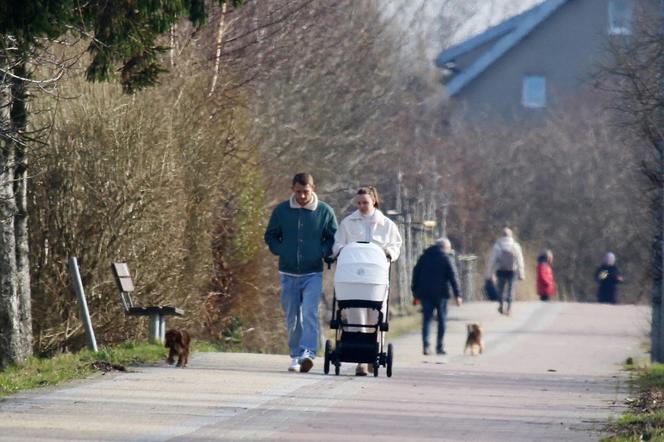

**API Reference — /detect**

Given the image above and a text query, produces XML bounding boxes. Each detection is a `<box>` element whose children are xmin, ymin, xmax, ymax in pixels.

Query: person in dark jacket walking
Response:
<box><xmin>411</xmin><ymin>238</ymin><xmax>462</xmax><ymax>355</ymax></box>
<box><xmin>264</xmin><ymin>173</ymin><xmax>338</xmax><ymax>373</ymax></box>
<box><xmin>595</xmin><ymin>252</ymin><xmax>623</xmax><ymax>304</ymax></box>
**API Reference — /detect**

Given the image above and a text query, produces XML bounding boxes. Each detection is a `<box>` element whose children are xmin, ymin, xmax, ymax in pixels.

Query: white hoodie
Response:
<box><xmin>333</xmin><ymin>209</ymin><xmax>402</xmax><ymax>261</ymax></box>
<box><xmin>485</xmin><ymin>236</ymin><xmax>525</xmax><ymax>280</ymax></box>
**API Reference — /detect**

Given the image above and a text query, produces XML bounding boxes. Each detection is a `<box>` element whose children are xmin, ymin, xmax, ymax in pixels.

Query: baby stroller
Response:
<box><xmin>324</xmin><ymin>241</ymin><xmax>394</xmax><ymax>377</ymax></box>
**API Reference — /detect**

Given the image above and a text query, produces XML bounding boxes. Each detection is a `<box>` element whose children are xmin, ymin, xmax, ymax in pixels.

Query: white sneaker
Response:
<box><xmin>299</xmin><ymin>350</ymin><xmax>314</xmax><ymax>373</ymax></box>
<box><xmin>288</xmin><ymin>357</ymin><xmax>300</xmax><ymax>372</ymax></box>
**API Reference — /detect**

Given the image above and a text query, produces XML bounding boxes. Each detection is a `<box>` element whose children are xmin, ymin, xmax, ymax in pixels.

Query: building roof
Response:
<box><xmin>435</xmin><ymin>0</ymin><xmax>569</xmax><ymax>96</ymax></box>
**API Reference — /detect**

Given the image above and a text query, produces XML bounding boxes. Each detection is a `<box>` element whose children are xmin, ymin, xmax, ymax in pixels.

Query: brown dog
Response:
<box><xmin>464</xmin><ymin>323</ymin><xmax>484</xmax><ymax>356</ymax></box>
<box><xmin>165</xmin><ymin>329</ymin><xmax>191</xmax><ymax>368</ymax></box>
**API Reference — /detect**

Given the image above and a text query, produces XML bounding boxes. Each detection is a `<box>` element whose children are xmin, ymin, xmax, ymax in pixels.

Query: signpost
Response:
<box><xmin>68</xmin><ymin>257</ymin><xmax>98</xmax><ymax>352</ymax></box>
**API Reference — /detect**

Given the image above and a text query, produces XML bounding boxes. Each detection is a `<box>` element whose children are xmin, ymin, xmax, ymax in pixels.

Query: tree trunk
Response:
<box><xmin>11</xmin><ymin>58</ymin><xmax>32</xmax><ymax>359</ymax></box>
<box><xmin>394</xmin><ymin>168</ymin><xmax>409</xmax><ymax>306</ymax></box>
<box><xmin>651</xmin><ymin>12</ymin><xmax>664</xmax><ymax>361</ymax></box>
<box><xmin>0</xmin><ymin>53</ymin><xmax>21</xmax><ymax>369</ymax></box>
<box><xmin>209</xmin><ymin>2</ymin><xmax>228</xmax><ymax>95</ymax></box>
<box><xmin>651</xmin><ymin>140</ymin><xmax>664</xmax><ymax>362</ymax></box>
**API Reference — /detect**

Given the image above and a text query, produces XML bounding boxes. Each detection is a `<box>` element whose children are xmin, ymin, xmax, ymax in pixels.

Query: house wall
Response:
<box><xmin>453</xmin><ymin>0</ymin><xmax>615</xmax><ymax>118</ymax></box>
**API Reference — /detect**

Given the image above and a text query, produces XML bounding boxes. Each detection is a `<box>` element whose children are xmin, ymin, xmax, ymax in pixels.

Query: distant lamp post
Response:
<box><xmin>423</xmin><ymin>220</ymin><xmax>437</xmax><ymax>246</ymax></box>
<box><xmin>422</xmin><ymin>220</ymin><xmax>437</xmax><ymax>229</ymax></box>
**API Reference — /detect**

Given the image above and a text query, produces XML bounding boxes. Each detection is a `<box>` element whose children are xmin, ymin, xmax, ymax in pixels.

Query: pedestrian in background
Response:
<box><xmin>595</xmin><ymin>252</ymin><xmax>623</xmax><ymax>304</ymax></box>
<box><xmin>412</xmin><ymin>237</ymin><xmax>462</xmax><ymax>355</ymax></box>
<box><xmin>264</xmin><ymin>172</ymin><xmax>338</xmax><ymax>373</ymax></box>
<box><xmin>485</xmin><ymin>227</ymin><xmax>525</xmax><ymax>316</ymax></box>
<box><xmin>536</xmin><ymin>249</ymin><xmax>556</xmax><ymax>301</ymax></box>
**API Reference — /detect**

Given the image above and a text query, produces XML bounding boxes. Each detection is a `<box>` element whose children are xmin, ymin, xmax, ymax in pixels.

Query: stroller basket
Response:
<box><xmin>337</xmin><ymin>332</ymin><xmax>379</xmax><ymax>363</ymax></box>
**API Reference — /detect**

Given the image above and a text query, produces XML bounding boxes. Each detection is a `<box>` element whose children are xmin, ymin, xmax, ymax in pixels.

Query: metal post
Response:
<box><xmin>653</xmin><ymin>140</ymin><xmax>664</xmax><ymax>362</ymax></box>
<box><xmin>403</xmin><ymin>211</ymin><xmax>413</xmax><ymax>308</ymax></box>
<box><xmin>148</xmin><ymin>314</ymin><xmax>160</xmax><ymax>344</ymax></box>
<box><xmin>457</xmin><ymin>254</ymin><xmax>478</xmax><ymax>302</ymax></box>
<box><xmin>68</xmin><ymin>257</ymin><xmax>98</xmax><ymax>352</ymax></box>
<box><xmin>159</xmin><ymin>316</ymin><xmax>166</xmax><ymax>342</ymax></box>
<box><xmin>395</xmin><ymin>214</ymin><xmax>408</xmax><ymax>307</ymax></box>
<box><xmin>652</xmin><ymin>1</ymin><xmax>664</xmax><ymax>362</ymax></box>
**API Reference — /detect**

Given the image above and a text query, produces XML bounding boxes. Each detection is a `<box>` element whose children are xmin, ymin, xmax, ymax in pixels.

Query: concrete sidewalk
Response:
<box><xmin>0</xmin><ymin>301</ymin><xmax>649</xmax><ymax>441</ymax></box>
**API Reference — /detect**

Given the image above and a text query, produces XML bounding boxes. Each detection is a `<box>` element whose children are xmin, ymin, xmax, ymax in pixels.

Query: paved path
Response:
<box><xmin>0</xmin><ymin>301</ymin><xmax>649</xmax><ymax>441</ymax></box>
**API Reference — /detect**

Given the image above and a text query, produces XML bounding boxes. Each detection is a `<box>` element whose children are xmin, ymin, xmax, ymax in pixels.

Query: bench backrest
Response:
<box><xmin>111</xmin><ymin>262</ymin><xmax>135</xmax><ymax>311</ymax></box>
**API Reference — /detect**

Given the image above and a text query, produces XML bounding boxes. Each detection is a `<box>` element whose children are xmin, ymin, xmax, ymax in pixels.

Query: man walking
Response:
<box><xmin>264</xmin><ymin>173</ymin><xmax>337</xmax><ymax>372</ymax></box>
<box><xmin>412</xmin><ymin>238</ymin><xmax>462</xmax><ymax>355</ymax></box>
<box><xmin>485</xmin><ymin>227</ymin><xmax>525</xmax><ymax>316</ymax></box>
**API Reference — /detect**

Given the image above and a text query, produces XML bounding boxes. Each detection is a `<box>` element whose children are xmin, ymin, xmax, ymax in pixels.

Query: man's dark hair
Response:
<box><xmin>292</xmin><ymin>172</ymin><xmax>315</xmax><ymax>186</ymax></box>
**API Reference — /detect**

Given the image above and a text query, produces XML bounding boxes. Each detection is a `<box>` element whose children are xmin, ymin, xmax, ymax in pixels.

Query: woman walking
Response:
<box><xmin>333</xmin><ymin>186</ymin><xmax>402</xmax><ymax>375</ymax></box>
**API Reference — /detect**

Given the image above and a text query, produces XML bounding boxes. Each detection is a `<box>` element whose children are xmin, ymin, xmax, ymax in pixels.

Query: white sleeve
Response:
<box><xmin>332</xmin><ymin>219</ymin><xmax>348</xmax><ymax>257</ymax></box>
<box><xmin>383</xmin><ymin>220</ymin><xmax>402</xmax><ymax>261</ymax></box>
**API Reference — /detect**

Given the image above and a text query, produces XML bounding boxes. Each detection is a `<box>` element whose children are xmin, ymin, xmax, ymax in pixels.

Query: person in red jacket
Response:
<box><xmin>536</xmin><ymin>249</ymin><xmax>556</xmax><ymax>301</ymax></box>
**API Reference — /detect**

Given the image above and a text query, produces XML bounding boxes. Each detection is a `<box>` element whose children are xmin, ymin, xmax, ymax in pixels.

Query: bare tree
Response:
<box><xmin>437</xmin><ymin>93</ymin><xmax>648</xmax><ymax>303</ymax></box>
<box><xmin>597</xmin><ymin>4</ymin><xmax>664</xmax><ymax>360</ymax></box>
<box><xmin>28</xmin><ymin>29</ymin><xmax>263</xmax><ymax>352</ymax></box>
<box><xmin>231</xmin><ymin>0</ymin><xmax>461</xmax><ymax>307</ymax></box>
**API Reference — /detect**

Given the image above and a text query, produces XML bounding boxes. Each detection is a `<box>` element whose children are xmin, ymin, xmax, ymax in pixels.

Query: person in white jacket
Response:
<box><xmin>485</xmin><ymin>227</ymin><xmax>525</xmax><ymax>316</ymax></box>
<box><xmin>333</xmin><ymin>186</ymin><xmax>402</xmax><ymax>376</ymax></box>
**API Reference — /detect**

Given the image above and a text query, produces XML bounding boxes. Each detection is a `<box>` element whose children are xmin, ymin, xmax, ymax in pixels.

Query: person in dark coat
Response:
<box><xmin>595</xmin><ymin>252</ymin><xmax>623</xmax><ymax>304</ymax></box>
<box><xmin>411</xmin><ymin>237</ymin><xmax>462</xmax><ymax>355</ymax></box>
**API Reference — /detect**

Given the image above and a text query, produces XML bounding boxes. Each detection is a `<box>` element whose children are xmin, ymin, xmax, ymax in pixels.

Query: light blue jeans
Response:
<box><xmin>279</xmin><ymin>272</ymin><xmax>322</xmax><ymax>358</ymax></box>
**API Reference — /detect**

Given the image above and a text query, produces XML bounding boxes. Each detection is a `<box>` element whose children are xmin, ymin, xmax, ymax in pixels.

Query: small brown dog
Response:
<box><xmin>165</xmin><ymin>329</ymin><xmax>191</xmax><ymax>368</ymax></box>
<box><xmin>464</xmin><ymin>323</ymin><xmax>484</xmax><ymax>356</ymax></box>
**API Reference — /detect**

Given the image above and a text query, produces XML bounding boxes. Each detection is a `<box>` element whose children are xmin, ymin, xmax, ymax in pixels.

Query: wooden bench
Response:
<box><xmin>111</xmin><ymin>262</ymin><xmax>184</xmax><ymax>343</ymax></box>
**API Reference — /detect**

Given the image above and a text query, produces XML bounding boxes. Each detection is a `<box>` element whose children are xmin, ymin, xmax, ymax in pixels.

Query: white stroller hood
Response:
<box><xmin>334</xmin><ymin>242</ymin><xmax>389</xmax><ymax>301</ymax></box>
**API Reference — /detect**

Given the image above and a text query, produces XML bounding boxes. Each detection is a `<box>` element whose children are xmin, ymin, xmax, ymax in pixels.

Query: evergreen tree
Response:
<box><xmin>0</xmin><ymin>0</ymin><xmax>242</xmax><ymax>368</ymax></box>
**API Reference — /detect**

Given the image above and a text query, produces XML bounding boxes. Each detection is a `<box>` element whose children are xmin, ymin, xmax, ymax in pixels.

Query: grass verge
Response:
<box><xmin>603</xmin><ymin>362</ymin><xmax>664</xmax><ymax>441</ymax></box>
<box><xmin>385</xmin><ymin>313</ymin><xmax>421</xmax><ymax>338</ymax></box>
<box><xmin>0</xmin><ymin>341</ymin><xmax>173</xmax><ymax>399</ymax></box>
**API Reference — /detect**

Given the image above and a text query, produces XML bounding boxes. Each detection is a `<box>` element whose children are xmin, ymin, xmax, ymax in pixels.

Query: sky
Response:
<box><xmin>383</xmin><ymin>0</ymin><xmax>545</xmax><ymax>60</ymax></box>
<box><xmin>446</xmin><ymin>0</ymin><xmax>545</xmax><ymax>45</ymax></box>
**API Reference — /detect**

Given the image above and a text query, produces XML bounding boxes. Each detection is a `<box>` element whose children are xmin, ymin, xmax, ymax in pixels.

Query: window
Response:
<box><xmin>608</xmin><ymin>0</ymin><xmax>632</xmax><ymax>35</ymax></box>
<box><xmin>521</xmin><ymin>76</ymin><xmax>546</xmax><ymax>108</ymax></box>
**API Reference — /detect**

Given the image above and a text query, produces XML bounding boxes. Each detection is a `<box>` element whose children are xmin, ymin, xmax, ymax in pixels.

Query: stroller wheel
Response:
<box><xmin>386</xmin><ymin>343</ymin><xmax>394</xmax><ymax>378</ymax></box>
<box><xmin>334</xmin><ymin>363</ymin><xmax>340</xmax><ymax>376</ymax></box>
<box><xmin>324</xmin><ymin>340</ymin><xmax>332</xmax><ymax>375</ymax></box>
<box><xmin>373</xmin><ymin>361</ymin><xmax>379</xmax><ymax>377</ymax></box>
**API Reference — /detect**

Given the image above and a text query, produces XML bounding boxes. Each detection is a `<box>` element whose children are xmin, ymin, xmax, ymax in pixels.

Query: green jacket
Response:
<box><xmin>264</xmin><ymin>199</ymin><xmax>338</xmax><ymax>274</ymax></box>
